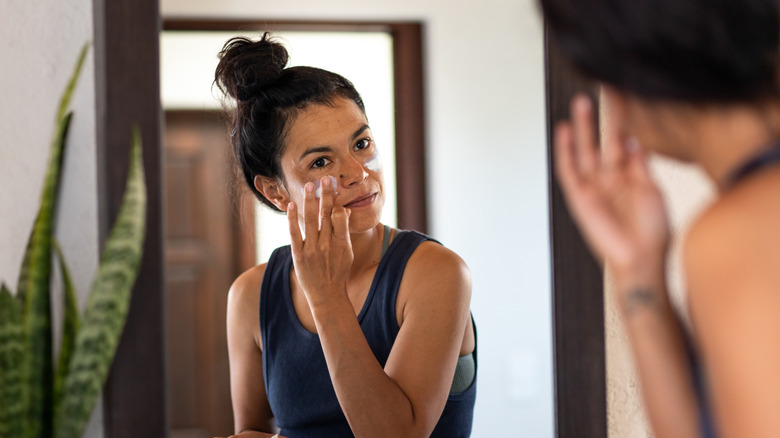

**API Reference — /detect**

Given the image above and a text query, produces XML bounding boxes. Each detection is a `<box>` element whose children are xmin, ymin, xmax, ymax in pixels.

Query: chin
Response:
<box><xmin>347</xmin><ymin>199</ymin><xmax>384</xmax><ymax>233</ymax></box>
<box><xmin>347</xmin><ymin>213</ymin><xmax>383</xmax><ymax>233</ymax></box>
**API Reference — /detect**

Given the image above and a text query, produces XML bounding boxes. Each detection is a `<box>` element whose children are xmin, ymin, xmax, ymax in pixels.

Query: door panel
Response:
<box><xmin>164</xmin><ymin>111</ymin><xmax>255</xmax><ymax>438</ymax></box>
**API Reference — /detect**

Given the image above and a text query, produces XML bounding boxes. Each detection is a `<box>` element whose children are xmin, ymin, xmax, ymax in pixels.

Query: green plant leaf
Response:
<box><xmin>52</xmin><ymin>240</ymin><xmax>80</xmax><ymax>420</ymax></box>
<box><xmin>55</xmin><ymin>128</ymin><xmax>146</xmax><ymax>438</ymax></box>
<box><xmin>15</xmin><ymin>233</ymin><xmax>34</xmax><ymax>307</ymax></box>
<box><xmin>17</xmin><ymin>41</ymin><xmax>89</xmax><ymax>307</ymax></box>
<box><xmin>16</xmin><ymin>41</ymin><xmax>89</xmax><ymax>438</ymax></box>
<box><xmin>56</xmin><ymin>43</ymin><xmax>90</xmax><ymax>126</ymax></box>
<box><xmin>0</xmin><ymin>284</ymin><xmax>24</xmax><ymax>437</ymax></box>
<box><xmin>19</xmin><ymin>110</ymin><xmax>73</xmax><ymax>438</ymax></box>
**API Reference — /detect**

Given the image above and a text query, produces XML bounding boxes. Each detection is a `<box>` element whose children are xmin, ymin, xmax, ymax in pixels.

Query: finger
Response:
<box><xmin>571</xmin><ymin>94</ymin><xmax>599</xmax><ymax>175</ymax></box>
<box><xmin>627</xmin><ymin>140</ymin><xmax>655</xmax><ymax>184</ymax></box>
<box><xmin>554</xmin><ymin>121</ymin><xmax>581</xmax><ymax>194</ymax></box>
<box><xmin>318</xmin><ymin>176</ymin><xmax>334</xmax><ymax>247</ymax></box>
<box><xmin>303</xmin><ymin>181</ymin><xmax>318</xmax><ymax>245</ymax></box>
<box><xmin>332</xmin><ymin>206</ymin><xmax>350</xmax><ymax>244</ymax></box>
<box><xmin>602</xmin><ymin>100</ymin><xmax>629</xmax><ymax>170</ymax></box>
<box><xmin>287</xmin><ymin>202</ymin><xmax>303</xmax><ymax>253</ymax></box>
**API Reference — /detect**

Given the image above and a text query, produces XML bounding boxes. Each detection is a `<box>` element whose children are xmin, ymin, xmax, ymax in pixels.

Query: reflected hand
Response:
<box><xmin>287</xmin><ymin>176</ymin><xmax>354</xmax><ymax>308</ymax></box>
<box><xmin>554</xmin><ymin>94</ymin><xmax>670</xmax><ymax>288</ymax></box>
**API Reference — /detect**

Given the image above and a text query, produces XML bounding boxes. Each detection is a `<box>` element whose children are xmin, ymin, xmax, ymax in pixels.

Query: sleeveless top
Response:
<box><xmin>259</xmin><ymin>230</ymin><xmax>477</xmax><ymax>437</ymax></box>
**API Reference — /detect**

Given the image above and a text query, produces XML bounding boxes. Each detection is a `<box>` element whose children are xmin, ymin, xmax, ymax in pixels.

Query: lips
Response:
<box><xmin>343</xmin><ymin>192</ymin><xmax>377</xmax><ymax>208</ymax></box>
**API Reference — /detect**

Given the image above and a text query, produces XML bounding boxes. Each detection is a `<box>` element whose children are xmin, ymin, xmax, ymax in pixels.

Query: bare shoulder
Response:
<box><xmin>397</xmin><ymin>241</ymin><xmax>472</xmax><ymax>315</ymax></box>
<box><xmin>405</xmin><ymin>241</ymin><xmax>471</xmax><ymax>290</ymax></box>
<box><xmin>684</xmin><ymin>175</ymin><xmax>780</xmax><ymax>280</ymax></box>
<box><xmin>683</xmin><ymin>172</ymin><xmax>780</xmax><ymax>323</ymax></box>
<box><xmin>682</xmin><ymin>172</ymin><xmax>780</xmax><ymax>436</ymax></box>
<box><xmin>229</xmin><ymin>263</ymin><xmax>268</xmax><ymax>309</ymax></box>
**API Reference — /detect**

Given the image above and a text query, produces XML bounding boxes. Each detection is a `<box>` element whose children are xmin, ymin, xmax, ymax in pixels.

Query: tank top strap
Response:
<box><xmin>259</xmin><ymin>246</ymin><xmax>292</xmax><ymax>340</ymax></box>
<box><xmin>726</xmin><ymin>142</ymin><xmax>780</xmax><ymax>187</ymax></box>
<box><xmin>381</xmin><ymin>224</ymin><xmax>392</xmax><ymax>257</ymax></box>
<box><xmin>357</xmin><ymin>230</ymin><xmax>439</xmax><ymax>365</ymax></box>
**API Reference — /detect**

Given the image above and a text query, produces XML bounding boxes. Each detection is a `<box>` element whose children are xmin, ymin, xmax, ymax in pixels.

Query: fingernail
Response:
<box><xmin>288</xmin><ymin>202</ymin><xmax>295</xmax><ymax>211</ymax></box>
<box><xmin>314</xmin><ymin>180</ymin><xmax>323</xmax><ymax>198</ymax></box>
<box><xmin>576</xmin><ymin>95</ymin><xmax>591</xmax><ymax>111</ymax></box>
<box><xmin>305</xmin><ymin>182</ymin><xmax>314</xmax><ymax>192</ymax></box>
<box><xmin>323</xmin><ymin>176</ymin><xmax>331</xmax><ymax>186</ymax></box>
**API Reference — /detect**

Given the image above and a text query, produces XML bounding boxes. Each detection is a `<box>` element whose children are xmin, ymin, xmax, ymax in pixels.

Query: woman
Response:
<box><xmin>213</xmin><ymin>33</ymin><xmax>476</xmax><ymax>438</ymax></box>
<box><xmin>540</xmin><ymin>0</ymin><xmax>780</xmax><ymax>436</ymax></box>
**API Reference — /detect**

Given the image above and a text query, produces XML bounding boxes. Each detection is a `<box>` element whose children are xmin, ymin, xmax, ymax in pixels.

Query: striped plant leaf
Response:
<box><xmin>17</xmin><ymin>42</ymin><xmax>89</xmax><ymax>306</ymax></box>
<box><xmin>56</xmin><ymin>44</ymin><xmax>90</xmax><ymax>126</ymax></box>
<box><xmin>15</xmin><ymin>41</ymin><xmax>89</xmax><ymax>438</ymax></box>
<box><xmin>0</xmin><ymin>284</ymin><xmax>24</xmax><ymax>437</ymax></box>
<box><xmin>15</xmin><ymin>233</ymin><xmax>33</xmax><ymax>306</ymax></box>
<box><xmin>55</xmin><ymin>128</ymin><xmax>146</xmax><ymax>438</ymax></box>
<box><xmin>19</xmin><ymin>110</ymin><xmax>72</xmax><ymax>438</ymax></box>
<box><xmin>52</xmin><ymin>240</ymin><xmax>80</xmax><ymax>419</ymax></box>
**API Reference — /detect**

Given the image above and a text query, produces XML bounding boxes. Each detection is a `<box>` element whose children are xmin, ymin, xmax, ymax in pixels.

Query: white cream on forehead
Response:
<box><xmin>364</xmin><ymin>151</ymin><xmax>382</xmax><ymax>173</ymax></box>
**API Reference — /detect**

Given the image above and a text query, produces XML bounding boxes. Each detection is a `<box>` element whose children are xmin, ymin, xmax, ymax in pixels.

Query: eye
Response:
<box><xmin>355</xmin><ymin>138</ymin><xmax>372</xmax><ymax>151</ymax></box>
<box><xmin>311</xmin><ymin>157</ymin><xmax>331</xmax><ymax>169</ymax></box>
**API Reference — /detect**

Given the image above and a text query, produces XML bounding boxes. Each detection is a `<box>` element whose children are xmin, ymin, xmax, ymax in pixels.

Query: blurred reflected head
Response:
<box><xmin>539</xmin><ymin>0</ymin><xmax>780</xmax><ymax>103</ymax></box>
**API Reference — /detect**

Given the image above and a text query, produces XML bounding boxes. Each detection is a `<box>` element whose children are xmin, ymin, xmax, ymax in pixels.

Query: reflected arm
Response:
<box><xmin>226</xmin><ymin>265</ymin><xmax>277</xmax><ymax>436</ymax></box>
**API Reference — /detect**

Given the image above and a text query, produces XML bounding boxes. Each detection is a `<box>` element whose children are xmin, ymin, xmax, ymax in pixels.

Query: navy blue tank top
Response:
<box><xmin>260</xmin><ymin>230</ymin><xmax>477</xmax><ymax>437</ymax></box>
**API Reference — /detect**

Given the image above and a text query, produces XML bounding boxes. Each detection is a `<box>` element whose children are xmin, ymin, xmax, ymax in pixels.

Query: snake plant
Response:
<box><xmin>0</xmin><ymin>43</ymin><xmax>147</xmax><ymax>438</ymax></box>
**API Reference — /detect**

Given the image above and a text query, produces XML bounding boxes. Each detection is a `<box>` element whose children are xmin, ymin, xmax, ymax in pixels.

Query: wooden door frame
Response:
<box><xmin>163</xmin><ymin>19</ymin><xmax>429</xmax><ymax>234</ymax></box>
<box><xmin>93</xmin><ymin>0</ymin><xmax>167</xmax><ymax>436</ymax></box>
<box><xmin>545</xmin><ymin>23</ymin><xmax>607</xmax><ymax>438</ymax></box>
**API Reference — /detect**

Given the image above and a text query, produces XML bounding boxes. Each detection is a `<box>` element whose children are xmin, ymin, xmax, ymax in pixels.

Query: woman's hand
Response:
<box><xmin>554</xmin><ymin>94</ymin><xmax>671</xmax><ymax>290</ymax></box>
<box><xmin>287</xmin><ymin>176</ymin><xmax>354</xmax><ymax>308</ymax></box>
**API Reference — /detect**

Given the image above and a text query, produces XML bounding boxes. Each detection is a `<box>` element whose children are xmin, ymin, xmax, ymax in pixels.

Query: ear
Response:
<box><xmin>254</xmin><ymin>175</ymin><xmax>290</xmax><ymax>211</ymax></box>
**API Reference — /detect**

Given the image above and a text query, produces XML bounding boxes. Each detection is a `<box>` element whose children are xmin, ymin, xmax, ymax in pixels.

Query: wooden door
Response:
<box><xmin>163</xmin><ymin>111</ymin><xmax>256</xmax><ymax>438</ymax></box>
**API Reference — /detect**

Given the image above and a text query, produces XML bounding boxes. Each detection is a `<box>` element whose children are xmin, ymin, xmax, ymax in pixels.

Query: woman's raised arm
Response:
<box><xmin>286</xmin><ymin>179</ymin><xmax>472</xmax><ymax>438</ymax></box>
<box><xmin>554</xmin><ymin>93</ymin><xmax>700</xmax><ymax>437</ymax></box>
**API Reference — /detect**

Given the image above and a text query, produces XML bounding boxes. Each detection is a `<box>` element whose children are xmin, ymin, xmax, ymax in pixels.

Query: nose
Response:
<box><xmin>338</xmin><ymin>155</ymin><xmax>368</xmax><ymax>186</ymax></box>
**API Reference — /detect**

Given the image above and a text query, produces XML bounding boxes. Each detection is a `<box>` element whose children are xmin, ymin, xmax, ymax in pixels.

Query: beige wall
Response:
<box><xmin>0</xmin><ymin>0</ymin><xmax>101</xmax><ymax>436</ymax></box>
<box><xmin>605</xmin><ymin>155</ymin><xmax>715</xmax><ymax>436</ymax></box>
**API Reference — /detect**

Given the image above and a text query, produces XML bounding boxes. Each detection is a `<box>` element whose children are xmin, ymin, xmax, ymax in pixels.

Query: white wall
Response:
<box><xmin>161</xmin><ymin>0</ymin><xmax>552</xmax><ymax>436</ymax></box>
<box><xmin>0</xmin><ymin>0</ymin><xmax>101</xmax><ymax>436</ymax></box>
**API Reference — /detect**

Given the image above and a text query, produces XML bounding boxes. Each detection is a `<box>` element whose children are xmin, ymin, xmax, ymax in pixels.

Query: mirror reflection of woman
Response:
<box><xmin>213</xmin><ymin>33</ymin><xmax>476</xmax><ymax>438</ymax></box>
<box><xmin>541</xmin><ymin>0</ymin><xmax>780</xmax><ymax>436</ymax></box>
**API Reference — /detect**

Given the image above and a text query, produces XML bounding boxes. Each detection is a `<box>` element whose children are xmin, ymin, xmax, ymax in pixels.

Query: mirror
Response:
<box><xmin>160</xmin><ymin>27</ymin><xmax>401</xmax><ymax>437</ymax></box>
<box><xmin>157</xmin><ymin>3</ymin><xmax>553</xmax><ymax>435</ymax></box>
<box><xmin>89</xmin><ymin>0</ymin><xmax>559</xmax><ymax>435</ymax></box>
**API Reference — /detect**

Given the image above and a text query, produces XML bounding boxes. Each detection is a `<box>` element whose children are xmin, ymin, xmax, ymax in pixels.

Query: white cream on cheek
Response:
<box><xmin>364</xmin><ymin>151</ymin><xmax>382</xmax><ymax>173</ymax></box>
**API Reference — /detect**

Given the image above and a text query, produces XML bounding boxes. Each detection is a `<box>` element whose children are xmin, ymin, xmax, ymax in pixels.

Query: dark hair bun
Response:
<box><xmin>215</xmin><ymin>33</ymin><xmax>289</xmax><ymax>102</ymax></box>
<box><xmin>214</xmin><ymin>32</ymin><xmax>366</xmax><ymax>211</ymax></box>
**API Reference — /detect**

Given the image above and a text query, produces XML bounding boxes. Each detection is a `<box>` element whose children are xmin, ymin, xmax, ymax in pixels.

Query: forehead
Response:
<box><xmin>284</xmin><ymin>97</ymin><xmax>368</xmax><ymax>152</ymax></box>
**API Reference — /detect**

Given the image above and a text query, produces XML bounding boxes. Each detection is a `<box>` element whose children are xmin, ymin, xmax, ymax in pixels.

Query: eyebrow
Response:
<box><xmin>298</xmin><ymin>124</ymin><xmax>371</xmax><ymax>161</ymax></box>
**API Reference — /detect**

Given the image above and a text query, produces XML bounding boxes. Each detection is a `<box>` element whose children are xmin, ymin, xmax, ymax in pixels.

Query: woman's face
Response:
<box><xmin>278</xmin><ymin>96</ymin><xmax>385</xmax><ymax>233</ymax></box>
